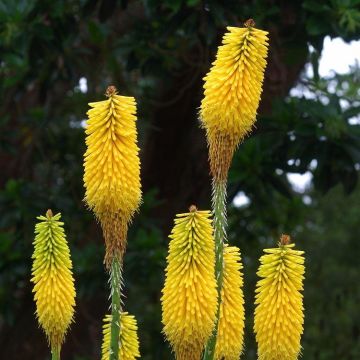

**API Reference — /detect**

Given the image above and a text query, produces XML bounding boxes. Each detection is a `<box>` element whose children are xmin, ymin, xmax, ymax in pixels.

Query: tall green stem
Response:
<box><xmin>109</xmin><ymin>257</ymin><xmax>122</xmax><ymax>360</ymax></box>
<box><xmin>51</xmin><ymin>346</ymin><xmax>60</xmax><ymax>360</ymax></box>
<box><xmin>203</xmin><ymin>179</ymin><xmax>227</xmax><ymax>360</ymax></box>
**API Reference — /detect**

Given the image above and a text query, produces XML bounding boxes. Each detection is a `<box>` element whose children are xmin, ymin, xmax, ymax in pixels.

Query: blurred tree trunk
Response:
<box><xmin>142</xmin><ymin>70</ymin><xmax>212</xmax><ymax>231</ymax></box>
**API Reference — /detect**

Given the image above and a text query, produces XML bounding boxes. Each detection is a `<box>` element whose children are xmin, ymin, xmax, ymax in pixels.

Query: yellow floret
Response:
<box><xmin>161</xmin><ymin>206</ymin><xmax>218</xmax><ymax>359</ymax></box>
<box><xmin>31</xmin><ymin>210</ymin><xmax>76</xmax><ymax>355</ymax></box>
<box><xmin>83</xmin><ymin>85</ymin><xmax>141</xmax><ymax>265</ymax></box>
<box><xmin>254</xmin><ymin>235</ymin><xmax>305</xmax><ymax>360</ymax></box>
<box><xmin>200</xmin><ymin>21</ymin><xmax>269</xmax><ymax>181</ymax></box>
<box><xmin>215</xmin><ymin>245</ymin><xmax>245</xmax><ymax>360</ymax></box>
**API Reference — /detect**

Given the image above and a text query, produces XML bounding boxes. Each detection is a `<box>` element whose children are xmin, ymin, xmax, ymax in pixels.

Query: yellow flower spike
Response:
<box><xmin>161</xmin><ymin>205</ymin><xmax>218</xmax><ymax>360</ymax></box>
<box><xmin>31</xmin><ymin>210</ymin><xmax>76</xmax><ymax>357</ymax></box>
<box><xmin>200</xmin><ymin>19</ymin><xmax>269</xmax><ymax>181</ymax></box>
<box><xmin>215</xmin><ymin>245</ymin><xmax>245</xmax><ymax>360</ymax></box>
<box><xmin>101</xmin><ymin>312</ymin><xmax>140</xmax><ymax>360</ymax></box>
<box><xmin>83</xmin><ymin>85</ymin><xmax>141</xmax><ymax>267</ymax></box>
<box><xmin>254</xmin><ymin>235</ymin><xmax>305</xmax><ymax>360</ymax></box>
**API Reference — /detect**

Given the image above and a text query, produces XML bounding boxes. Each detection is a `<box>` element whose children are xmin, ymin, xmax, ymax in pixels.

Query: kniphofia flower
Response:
<box><xmin>101</xmin><ymin>312</ymin><xmax>140</xmax><ymax>360</ymax></box>
<box><xmin>215</xmin><ymin>245</ymin><xmax>245</xmax><ymax>360</ymax></box>
<box><xmin>254</xmin><ymin>235</ymin><xmax>305</xmax><ymax>360</ymax></box>
<box><xmin>83</xmin><ymin>85</ymin><xmax>141</xmax><ymax>266</ymax></box>
<box><xmin>200</xmin><ymin>20</ymin><xmax>269</xmax><ymax>181</ymax></box>
<box><xmin>31</xmin><ymin>210</ymin><xmax>75</xmax><ymax>357</ymax></box>
<box><xmin>161</xmin><ymin>206</ymin><xmax>217</xmax><ymax>359</ymax></box>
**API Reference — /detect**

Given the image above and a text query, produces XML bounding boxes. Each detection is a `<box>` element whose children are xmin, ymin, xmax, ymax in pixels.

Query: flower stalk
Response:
<box><xmin>83</xmin><ymin>85</ymin><xmax>142</xmax><ymax>360</ymax></box>
<box><xmin>200</xmin><ymin>19</ymin><xmax>269</xmax><ymax>360</ymax></box>
<box><xmin>202</xmin><ymin>180</ymin><xmax>227</xmax><ymax>360</ymax></box>
<box><xmin>110</xmin><ymin>257</ymin><xmax>123</xmax><ymax>360</ymax></box>
<box><xmin>51</xmin><ymin>348</ymin><xmax>60</xmax><ymax>360</ymax></box>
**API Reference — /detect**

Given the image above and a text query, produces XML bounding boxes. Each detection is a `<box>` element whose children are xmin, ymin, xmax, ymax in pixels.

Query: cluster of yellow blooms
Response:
<box><xmin>30</xmin><ymin>19</ymin><xmax>306</xmax><ymax>360</ymax></box>
<box><xmin>31</xmin><ymin>210</ymin><xmax>75</xmax><ymax>357</ymax></box>
<box><xmin>161</xmin><ymin>207</ymin><xmax>218</xmax><ymax>359</ymax></box>
<box><xmin>254</xmin><ymin>235</ymin><xmax>305</xmax><ymax>360</ymax></box>
<box><xmin>83</xmin><ymin>85</ymin><xmax>141</xmax><ymax>266</ymax></box>
<box><xmin>215</xmin><ymin>245</ymin><xmax>245</xmax><ymax>360</ymax></box>
<box><xmin>161</xmin><ymin>207</ymin><xmax>246</xmax><ymax>360</ymax></box>
<box><xmin>200</xmin><ymin>20</ymin><xmax>269</xmax><ymax>181</ymax></box>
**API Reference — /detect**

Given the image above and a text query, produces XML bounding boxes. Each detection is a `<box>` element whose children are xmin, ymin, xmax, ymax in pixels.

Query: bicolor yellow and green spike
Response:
<box><xmin>200</xmin><ymin>20</ymin><xmax>269</xmax><ymax>181</ymax></box>
<box><xmin>83</xmin><ymin>85</ymin><xmax>141</xmax><ymax>266</ymax></box>
<box><xmin>31</xmin><ymin>210</ymin><xmax>76</xmax><ymax>358</ymax></box>
<box><xmin>215</xmin><ymin>245</ymin><xmax>245</xmax><ymax>360</ymax></box>
<box><xmin>254</xmin><ymin>235</ymin><xmax>305</xmax><ymax>360</ymax></box>
<box><xmin>161</xmin><ymin>206</ymin><xmax>218</xmax><ymax>360</ymax></box>
<box><xmin>101</xmin><ymin>312</ymin><xmax>140</xmax><ymax>360</ymax></box>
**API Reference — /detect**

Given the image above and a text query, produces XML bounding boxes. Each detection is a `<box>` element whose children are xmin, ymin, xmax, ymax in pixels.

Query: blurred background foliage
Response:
<box><xmin>0</xmin><ymin>0</ymin><xmax>359</xmax><ymax>359</ymax></box>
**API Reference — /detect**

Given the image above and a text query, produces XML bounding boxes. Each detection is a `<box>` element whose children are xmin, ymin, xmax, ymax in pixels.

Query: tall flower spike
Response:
<box><xmin>215</xmin><ymin>245</ymin><xmax>245</xmax><ymax>360</ymax></box>
<box><xmin>254</xmin><ymin>235</ymin><xmax>305</xmax><ymax>360</ymax></box>
<box><xmin>83</xmin><ymin>85</ymin><xmax>141</xmax><ymax>266</ymax></box>
<box><xmin>101</xmin><ymin>312</ymin><xmax>140</xmax><ymax>360</ymax></box>
<box><xmin>161</xmin><ymin>206</ymin><xmax>218</xmax><ymax>360</ymax></box>
<box><xmin>31</xmin><ymin>210</ymin><xmax>76</xmax><ymax>358</ymax></box>
<box><xmin>200</xmin><ymin>20</ymin><xmax>269</xmax><ymax>181</ymax></box>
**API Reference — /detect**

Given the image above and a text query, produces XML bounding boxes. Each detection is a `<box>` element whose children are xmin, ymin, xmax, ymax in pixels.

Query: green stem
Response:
<box><xmin>109</xmin><ymin>257</ymin><xmax>122</xmax><ymax>360</ymax></box>
<box><xmin>51</xmin><ymin>346</ymin><xmax>60</xmax><ymax>360</ymax></box>
<box><xmin>203</xmin><ymin>179</ymin><xmax>227</xmax><ymax>360</ymax></box>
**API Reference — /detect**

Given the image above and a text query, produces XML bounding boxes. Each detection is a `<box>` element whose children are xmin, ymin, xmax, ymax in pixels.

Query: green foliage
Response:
<box><xmin>0</xmin><ymin>0</ymin><xmax>359</xmax><ymax>359</ymax></box>
<box><xmin>299</xmin><ymin>185</ymin><xmax>360</xmax><ymax>358</ymax></box>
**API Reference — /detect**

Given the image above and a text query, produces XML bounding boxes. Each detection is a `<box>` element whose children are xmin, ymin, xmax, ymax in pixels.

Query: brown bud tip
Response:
<box><xmin>280</xmin><ymin>234</ymin><xmax>291</xmax><ymax>245</ymax></box>
<box><xmin>244</xmin><ymin>18</ymin><xmax>255</xmax><ymax>28</ymax></box>
<box><xmin>189</xmin><ymin>205</ymin><xmax>198</xmax><ymax>212</ymax></box>
<box><xmin>46</xmin><ymin>209</ymin><xmax>53</xmax><ymax>218</ymax></box>
<box><xmin>105</xmin><ymin>85</ymin><xmax>117</xmax><ymax>97</ymax></box>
